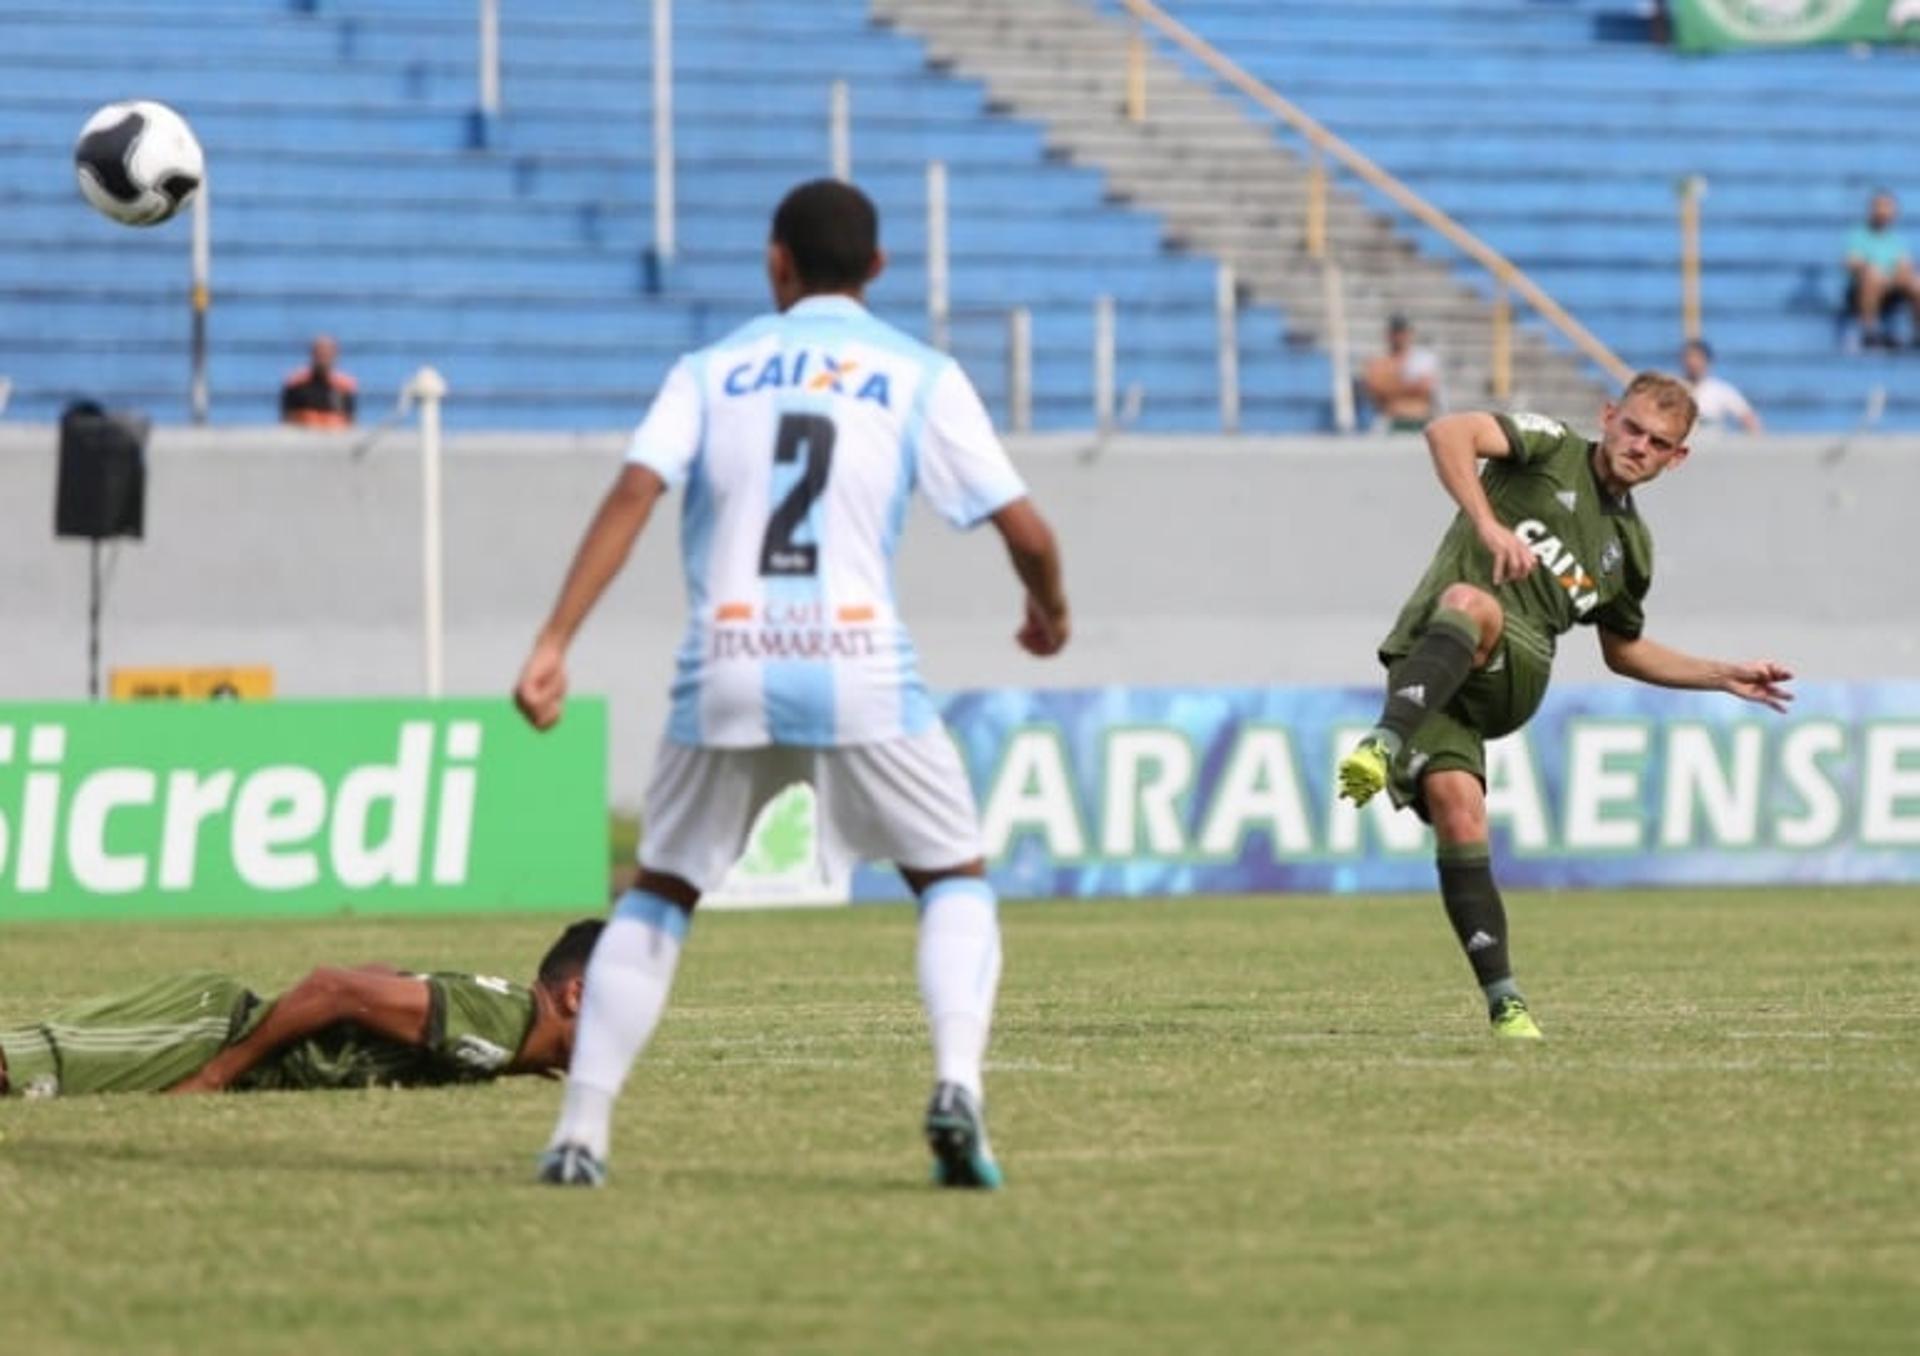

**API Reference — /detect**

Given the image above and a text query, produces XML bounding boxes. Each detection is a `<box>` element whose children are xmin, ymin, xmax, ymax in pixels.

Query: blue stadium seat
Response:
<box><xmin>0</xmin><ymin>0</ymin><xmax>1325</xmax><ymax>431</ymax></box>
<box><xmin>1146</xmin><ymin>0</ymin><xmax>1918</xmax><ymax>427</ymax></box>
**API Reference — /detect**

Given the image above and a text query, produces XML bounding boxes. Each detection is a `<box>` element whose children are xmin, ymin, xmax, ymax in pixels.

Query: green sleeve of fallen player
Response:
<box><xmin>166</xmin><ymin>965</ymin><xmax>437</xmax><ymax>1094</ymax></box>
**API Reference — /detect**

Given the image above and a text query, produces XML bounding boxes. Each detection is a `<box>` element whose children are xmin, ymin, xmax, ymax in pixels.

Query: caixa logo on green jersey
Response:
<box><xmin>1512</xmin><ymin>519</ymin><xmax>1614</xmax><ymax>615</ymax></box>
<box><xmin>1695</xmin><ymin>0</ymin><xmax>1864</xmax><ymax>40</ymax></box>
<box><xmin>0</xmin><ymin>720</ymin><xmax>481</xmax><ymax>895</ymax></box>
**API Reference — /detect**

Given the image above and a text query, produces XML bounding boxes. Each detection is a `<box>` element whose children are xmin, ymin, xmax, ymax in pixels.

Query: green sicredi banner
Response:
<box><xmin>0</xmin><ymin>699</ymin><xmax>607</xmax><ymax>921</ymax></box>
<box><xmin>1672</xmin><ymin>0</ymin><xmax>1920</xmax><ymax>51</ymax></box>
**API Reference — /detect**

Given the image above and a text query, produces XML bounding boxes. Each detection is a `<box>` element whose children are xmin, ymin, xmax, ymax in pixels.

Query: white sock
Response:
<box><xmin>915</xmin><ymin>877</ymin><xmax>1002</xmax><ymax>1102</ymax></box>
<box><xmin>548</xmin><ymin>888</ymin><xmax>689</xmax><ymax>1160</ymax></box>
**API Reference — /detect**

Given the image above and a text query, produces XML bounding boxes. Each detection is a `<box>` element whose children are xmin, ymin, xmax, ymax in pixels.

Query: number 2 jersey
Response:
<box><xmin>627</xmin><ymin>295</ymin><xmax>1029</xmax><ymax>748</ymax></box>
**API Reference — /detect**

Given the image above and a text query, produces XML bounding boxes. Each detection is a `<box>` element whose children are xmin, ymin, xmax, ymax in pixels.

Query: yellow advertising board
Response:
<box><xmin>108</xmin><ymin>666</ymin><xmax>275</xmax><ymax>701</ymax></box>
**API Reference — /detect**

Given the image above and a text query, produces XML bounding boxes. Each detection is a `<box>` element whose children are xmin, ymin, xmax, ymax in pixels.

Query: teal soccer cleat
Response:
<box><xmin>535</xmin><ymin>1142</ymin><xmax>609</xmax><ymax>1188</ymax></box>
<box><xmin>924</xmin><ymin>1081</ymin><xmax>1003</xmax><ymax>1190</ymax></box>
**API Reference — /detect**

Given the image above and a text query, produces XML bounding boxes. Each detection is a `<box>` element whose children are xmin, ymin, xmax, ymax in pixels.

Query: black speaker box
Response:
<box><xmin>56</xmin><ymin>403</ymin><xmax>149</xmax><ymax>541</ymax></box>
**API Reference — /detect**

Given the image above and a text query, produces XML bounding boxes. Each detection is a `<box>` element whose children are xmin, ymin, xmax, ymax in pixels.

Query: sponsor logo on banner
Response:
<box><xmin>1695</xmin><ymin>0</ymin><xmax>1864</xmax><ymax>41</ymax></box>
<box><xmin>0</xmin><ymin>700</ymin><xmax>605</xmax><ymax>920</ymax></box>
<box><xmin>110</xmin><ymin>665</ymin><xmax>275</xmax><ymax>701</ymax></box>
<box><xmin>1674</xmin><ymin>0</ymin><xmax>1919</xmax><ymax>47</ymax></box>
<box><xmin>830</xmin><ymin>681</ymin><xmax>1920</xmax><ymax>901</ymax></box>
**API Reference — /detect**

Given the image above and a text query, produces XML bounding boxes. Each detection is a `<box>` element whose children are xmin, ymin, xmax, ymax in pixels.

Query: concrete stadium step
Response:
<box><xmin>0</xmin><ymin>143</ymin><xmax>1078</xmax><ymax>203</ymax></box>
<box><xmin>12</xmin><ymin>101</ymin><xmax>1052</xmax><ymax>159</ymax></box>
<box><xmin>0</xmin><ymin>162</ymin><xmax>1116</xmax><ymax>215</ymax></box>
<box><xmin>875</xmin><ymin>0</ymin><xmax>1612</xmax><ymax>416</ymax></box>
<box><xmin>5</xmin><ymin>298</ymin><xmax>1264</xmax><ymax>351</ymax></box>
<box><xmin>0</xmin><ymin>62</ymin><xmax>992</xmax><ymax>121</ymax></box>
<box><xmin>0</xmin><ymin>207</ymin><xmax>1167</xmax><ymax>257</ymax></box>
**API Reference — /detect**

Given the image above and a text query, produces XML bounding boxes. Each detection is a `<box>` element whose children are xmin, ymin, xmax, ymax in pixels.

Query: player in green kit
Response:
<box><xmin>0</xmin><ymin>920</ymin><xmax>601</xmax><ymax>1098</ymax></box>
<box><xmin>1336</xmin><ymin>373</ymin><xmax>1793</xmax><ymax>1039</ymax></box>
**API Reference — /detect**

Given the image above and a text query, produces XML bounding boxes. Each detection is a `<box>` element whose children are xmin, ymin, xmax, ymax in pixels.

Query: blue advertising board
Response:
<box><xmin>850</xmin><ymin>682</ymin><xmax>1920</xmax><ymax>900</ymax></box>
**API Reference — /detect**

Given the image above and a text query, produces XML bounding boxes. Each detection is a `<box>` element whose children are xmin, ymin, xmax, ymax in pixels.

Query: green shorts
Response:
<box><xmin>0</xmin><ymin>971</ymin><xmax>258</xmax><ymax>1098</ymax></box>
<box><xmin>1384</xmin><ymin>631</ymin><xmax>1552</xmax><ymax>820</ymax></box>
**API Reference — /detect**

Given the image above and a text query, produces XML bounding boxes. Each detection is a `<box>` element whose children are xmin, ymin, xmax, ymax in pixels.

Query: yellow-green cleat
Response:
<box><xmin>1490</xmin><ymin>995</ymin><xmax>1544</xmax><ymax>1041</ymax></box>
<box><xmin>1337</xmin><ymin>738</ymin><xmax>1393</xmax><ymax>807</ymax></box>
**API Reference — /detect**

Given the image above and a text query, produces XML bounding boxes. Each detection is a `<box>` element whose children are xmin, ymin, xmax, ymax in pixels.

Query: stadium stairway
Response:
<box><xmin>0</xmin><ymin>0</ymin><xmax>1332</xmax><ymax>431</ymax></box>
<box><xmin>875</xmin><ymin>0</ymin><xmax>1613</xmax><ymax>420</ymax></box>
<box><xmin>1095</xmin><ymin>0</ymin><xmax>1920</xmax><ymax>433</ymax></box>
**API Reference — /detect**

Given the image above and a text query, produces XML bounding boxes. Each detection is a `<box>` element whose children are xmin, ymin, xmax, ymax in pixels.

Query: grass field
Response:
<box><xmin>3</xmin><ymin>888</ymin><xmax>1916</xmax><ymax>1356</ymax></box>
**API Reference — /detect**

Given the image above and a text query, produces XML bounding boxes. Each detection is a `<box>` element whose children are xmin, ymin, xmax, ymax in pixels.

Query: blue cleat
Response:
<box><xmin>924</xmin><ymin>1081</ymin><xmax>1003</xmax><ymax>1190</ymax></box>
<box><xmin>535</xmin><ymin>1142</ymin><xmax>608</xmax><ymax>1187</ymax></box>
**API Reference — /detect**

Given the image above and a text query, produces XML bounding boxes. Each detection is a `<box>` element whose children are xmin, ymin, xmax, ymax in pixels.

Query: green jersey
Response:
<box><xmin>1</xmin><ymin>971</ymin><xmax>534</xmax><ymax>1098</ymax></box>
<box><xmin>1380</xmin><ymin>410</ymin><xmax>1654</xmax><ymax>676</ymax></box>
<box><xmin>0</xmin><ymin>971</ymin><xmax>254</xmax><ymax>1098</ymax></box>
<box><xmin>237</xmin><ymin>972</ymin><xmax>536</xmax><ymax>1093</ymax></box>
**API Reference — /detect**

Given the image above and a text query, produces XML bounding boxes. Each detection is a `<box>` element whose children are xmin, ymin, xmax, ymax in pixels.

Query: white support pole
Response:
<box><xmin>829</xmin><ymin>79</ymin><xmax>852</xmax><ymax>183</ymax></box>
<box><xmin>1007</xmin><ymin>306</ymin><xmax>1032</xmax><ymax>433</ymax></box>
<box><xmin>1323</xmin><ymin>261</ymin><xmax>1356</xmax><ymax>434</ymax></box>
<box><xmin>1093</xmin><ymin>294</ymin><xmax>1116</xmax><ymax>432</ymax></box>
<box><xmin>927</xmin><ymin>160</ymin><xmax>949</xmax><ymax>351</ymax></box>
<box><xmin>409</xmin><ymin>366</ymin><xmax>449</xmax><ymax>699</ymax></box>
<box><xmin>189</xmin><ymin>180</ymin><xmax>211</xmax><ymax>424</ymax></box>
<box><xmin>1216</xmin><ymin>261</ymin><xmax>1239</xmax><ymax>433</ymax></box>
<box><xmin>478</xmin><ymin>0</ymin><xmax>501</xmax><ymax>122</ymax></box>
<box><xmin>652</xmin><ymin>0</ymin><xmax>676</xmax><ymax>262</ymax></box>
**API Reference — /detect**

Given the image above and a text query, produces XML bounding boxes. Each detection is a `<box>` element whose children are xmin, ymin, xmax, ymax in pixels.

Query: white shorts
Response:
<box><xmin>638</xmin><ymin>727</ymin><xmax>985</xmax><ymax>893</ymax></box>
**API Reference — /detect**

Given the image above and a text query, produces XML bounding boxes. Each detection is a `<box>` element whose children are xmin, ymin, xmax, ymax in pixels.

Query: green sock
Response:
<box><xmin>1372</xmin><ymin>608</ymin><xmax>1479</xmax><ymax>750</ymax></box>
<box><xmin>1436</xmin><ymin>842</ymin><xmax>1519</xmax><ymax>1011</ymax></box>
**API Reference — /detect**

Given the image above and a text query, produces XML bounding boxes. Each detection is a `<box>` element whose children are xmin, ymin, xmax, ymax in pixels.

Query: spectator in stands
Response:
<box><xmin>1681</xmin><ymin>339</ymin><xmax>1761</xmax><ymax>434</ymax></box>
<box><xmin>1844</xmin><ymin>190</ymin><xmax>1919</xmax><ymax>349</ymax></box>
<box><xmin>1638</xmin><ymin>1</ymin><xmax>1670</xmax><ymax>45</ymax></box>
<box><xmin>279</xmin><ymin>335</ymin><xmax>358</xmax><ymax>429</ymax></box>
<box><xmin>1360</xmin><ymin>314</ymin><xmax>1446</xmax><ymax>432</ymax></box>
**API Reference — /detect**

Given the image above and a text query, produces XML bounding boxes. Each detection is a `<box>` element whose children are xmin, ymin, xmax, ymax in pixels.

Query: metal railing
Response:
<box><xmin>189</xmin><ymin>183</ymin><xmax>210</xmax><ymax>424</ymax></box>
<box><xmin>1678</xmin><ymin>175</ymin><xmax>1706</xmax><ymax>343</ymax></box>
<box><xmin>349</xmin><ymin>368</ymin><xmax>454</xmax><ymax>698</ymax></box>
<box><xmin>652</xmin><ymin>0</ymin><xmax>676</xmax><ymax>263</ymax></box>
<box><xmin>1117</xmin><ymin>0</ymin><xmax>1634</xmax><ymax>393</ymax></box>
<box><xmin>476</xmin><ymin>0</ymin><xmax>501</xmax><ymax>142</ymax></box>
<box><xmin>829</xmin><ymin>79</ymin><xmax>852</xmax><ymax>182</ymax></box>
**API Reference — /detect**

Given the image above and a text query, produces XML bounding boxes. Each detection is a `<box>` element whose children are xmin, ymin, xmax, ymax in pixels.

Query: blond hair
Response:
<box><xmin>1620</xmin><ymin>371</ymin><xmax>1698</xmax><ymax>435</ymax></box>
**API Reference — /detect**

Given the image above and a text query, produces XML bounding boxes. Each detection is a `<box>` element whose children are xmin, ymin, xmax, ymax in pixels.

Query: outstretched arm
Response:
<box><xmin>1423</xmin><ymin>412</ymin><xmax>1537</xmax><ymax>585</ymax></box>
<box><xmin>166</xmin><ymin>969</ymin><xmax>432</xmax><ymax>1094</ymax></box>
<box><xmin>990</xmin><ymin>497</ymin><xmax>1070</xmax><ymax>657</ymax></box>
<box><xmin>1598</xmin><ymin>629</ymin><xmax>1794</xmax><ymax>713</ymax></box>
<box><xmin>514</xmin><ymin>465</ymin><xmax>666</xmax><ymax>730</ymax></box>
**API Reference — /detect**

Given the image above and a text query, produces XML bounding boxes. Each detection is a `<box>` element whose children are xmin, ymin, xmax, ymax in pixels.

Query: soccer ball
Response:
<box><xmin>73</xmin><ymin>100</ymin><xmax>204</xmax><ymax>227</ymax></box>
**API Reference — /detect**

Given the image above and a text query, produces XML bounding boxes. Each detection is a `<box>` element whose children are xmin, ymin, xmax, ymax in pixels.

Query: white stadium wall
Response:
<box><xmin>2</xmin><ymin>425</ymin><xmax>1915</xmax><ymax>807</ymax></box>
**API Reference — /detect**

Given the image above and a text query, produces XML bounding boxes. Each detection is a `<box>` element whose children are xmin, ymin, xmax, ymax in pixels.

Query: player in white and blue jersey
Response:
<box><xmin>514</xmin><ymin>180</ymin><xmax>1070</xmax><ymax>1190</ymax></box>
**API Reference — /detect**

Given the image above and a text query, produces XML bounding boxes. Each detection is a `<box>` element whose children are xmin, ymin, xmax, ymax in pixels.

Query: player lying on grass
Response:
<box><xmin>1336</xmin><ymin>374</ymin><xmax>1793</xmax><ymax>1039</ymax></box>
<box><xmin>0</xmin><ymin>920</ymin><xmax>602</xmax><ymax>1099</ymax></box>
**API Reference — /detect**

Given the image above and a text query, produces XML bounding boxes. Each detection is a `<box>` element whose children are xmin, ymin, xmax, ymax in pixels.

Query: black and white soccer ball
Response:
<box><xmin>73</xmin><ymin>100</ymin><xmax>204</xmax><ymax>227</ymax></box>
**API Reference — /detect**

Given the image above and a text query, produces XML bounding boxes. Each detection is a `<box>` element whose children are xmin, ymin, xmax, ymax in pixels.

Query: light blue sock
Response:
<box><xmin>549</xmin><ymin>888</ymin><xmax>691</xmax><ymax>1159</ymax></box>
<box><xmin>916</xmin><ymin>877</ymin><xmax>1002</xmax><ymax>1101</ymax></box>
